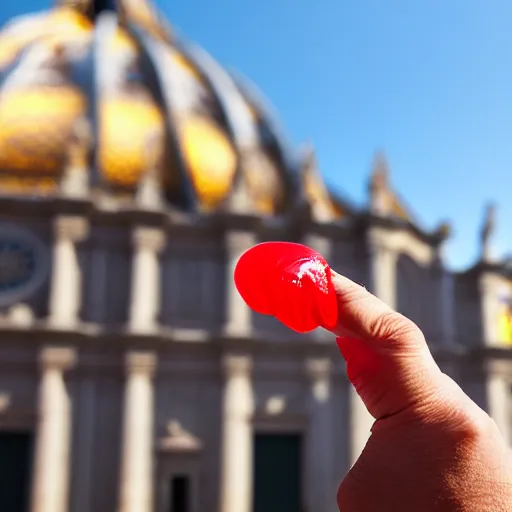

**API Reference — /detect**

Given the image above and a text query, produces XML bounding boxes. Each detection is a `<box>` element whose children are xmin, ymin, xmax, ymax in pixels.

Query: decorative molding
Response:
<box><xmin>53</xmin><ymin>216</ymin><xmax>89</xmax><ymax>242</ymax></box>
<box><xmin>40</xmin><ymin>346</ymin><xmax>77</xmax><ymax>372</ymax></box>
<box><xmin>305</xmin><ymin>358</ymin><xmax>332</xmax><ymax>382</ymax></box>
<box><xmin>7</xmin><ymin>303</ymin><xmax>35</xmax><ymax>327</ymax></box>
<box><xmin>132</xmin><ymin>227</ymin><xmax>166</xmax><ymax>253</ymax></box>
<box><xmin>125</xmin><ymin>350</ymin><xmax>157</xmax><ymax>377</ymax></box>
<box><xmin>224</xmin><ymin>230</ymin><xmax>255</xmax><ymax>255</ymax></box>
<box><xmin>222</xmin><ymin>354</ymin><xmax>252</xmax><ymax>378</ymax></box>
<box><xmin>158</xmin><ymin>420</ymin><xmax>203</xmax><ymax>454</ymax></box>
<box><xmin>484</xmin><ymin>359</ymin><xmax>512</xmax><ymax>379</ymax></box>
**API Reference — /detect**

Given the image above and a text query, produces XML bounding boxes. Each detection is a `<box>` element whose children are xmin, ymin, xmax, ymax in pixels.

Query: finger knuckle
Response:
<box><xmin>456</xmin><ymin>408</ymin><xmax>500</xmax><ymax>444</ymax></box>
<box><xmin>368</xmin><ymin>311</ymin><xmax>423</xmax><ymax>343</ymax></box>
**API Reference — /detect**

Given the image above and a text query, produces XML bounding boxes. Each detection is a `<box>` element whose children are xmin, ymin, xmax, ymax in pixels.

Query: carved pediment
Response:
<box><xmin>158</xmin><ymin>420</ymin><xmax>202</xmax><ymax>454</ymax></box>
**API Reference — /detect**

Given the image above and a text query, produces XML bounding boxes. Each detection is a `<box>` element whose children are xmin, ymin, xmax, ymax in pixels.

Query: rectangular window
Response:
<box><xmin>170</xmin><ymin>475</ymin><xmax>190</xmax><ymax>512</ymax></box>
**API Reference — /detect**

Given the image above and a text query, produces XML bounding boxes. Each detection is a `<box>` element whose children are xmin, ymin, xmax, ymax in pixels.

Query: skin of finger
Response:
<box><xmin>329</xmin><ymin>271</ymin><xmax>494</xmax><ymax>425</ymax></box>
<box><xmin>327</xmin><ymin>271</ymin><xmax>446</xmax><ymax>419</ymax></box>
<box><xmin>329</xmin><ymin>273</ymin><xmax>512</xmax><ymax>510</ymax></box>
<box><xmin>336</xmin><ymin>334</ymin><xmax>512</xmax><ymax>511</ymax></box>
<box><xmin>336</xmin><ymin>335</ymin><xmax>445</xmax><ymax>420</ymax></box>
<box><xmin>330</xmin><ymin>271</ymin><xmax>425</xmax><ymax>346</ymax></box>
<box><xmin>339</xmin><ymin>398</ymin><xmax>512</xmax><ymax>512</ymax></box>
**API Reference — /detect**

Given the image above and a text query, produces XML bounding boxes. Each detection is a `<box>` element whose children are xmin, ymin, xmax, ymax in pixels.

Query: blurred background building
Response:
<box><xmin>0</xmin><ymin>0</ymin><xmax>511</xmax><ymax>511</ymax></box>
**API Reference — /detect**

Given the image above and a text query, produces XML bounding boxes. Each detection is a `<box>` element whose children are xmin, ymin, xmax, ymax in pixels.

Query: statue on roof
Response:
<box><xmin>300</xmin><ymin>142</ymin><xmax>335</xmax><ymax>222</ymax></box>
<box><xmin>480</xmin><ymin>202</ymin><xmax>496</xmax><ymax>262</ymax></box>
<box><xmin>61</xmin><ymin>116</ymin><xmax>92</xmax><ymax>197</ymax></box>
<box><xmin>136</xmin><ymin>126</ymin><xmax>165</xmax><ymax>208</ymax></box>
<box><xmin>370</xmin><ymin>151</ymin><xmax>389</xmax><ymax>190</ymax></box>
<box><xmin>369</xmin><ymin>151</ymin><xmax>391</xmax><ymax>215</ymax></box>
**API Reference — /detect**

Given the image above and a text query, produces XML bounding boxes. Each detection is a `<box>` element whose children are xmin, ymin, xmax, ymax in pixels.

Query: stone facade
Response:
<box><xmin>0</xmin><ymin>198</ymin><xmax>510</xmax><ymax>512</ymax></box>
<box><xmin>0</xmin><ymin>1</ymin><xmax>511</xmax><ymax>510</ymax></box>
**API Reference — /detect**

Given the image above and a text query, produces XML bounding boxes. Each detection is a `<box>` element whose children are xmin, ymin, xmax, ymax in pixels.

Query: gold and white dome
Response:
<box><xmin>0</xmin><ymin>0</ymin><xmax>347</xmax><ymax>218</ymax></box>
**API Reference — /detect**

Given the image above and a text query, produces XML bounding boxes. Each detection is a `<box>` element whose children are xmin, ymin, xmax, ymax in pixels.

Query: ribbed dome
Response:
<box><xmin>0</xmin><ymin>0</ymin><xmax>345</xmax><ymax>218</ymax></box>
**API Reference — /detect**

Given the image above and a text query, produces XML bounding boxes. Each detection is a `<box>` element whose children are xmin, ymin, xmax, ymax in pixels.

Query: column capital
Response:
<box><xmin>479</xmin><ymin>271</ymin><xmax>504</xmax><ymax>294</ymax></box>
<box><xmin>40</xmin><ymin>347</ymin><xmax>77</xmax><ymax>372</ymax></box>
<box><xmin>132</xmin><ymin>227</ymin><xmax>166</xmax><ymax>253</ymax></box>
<box><xmin>303</xmin><ymin>233</ymin><xmax>332</xmax><ymax>252</ymax></box>
<box><xmin>305</xmin><ymin>357</ymin><xmax>332</xmax><ymax>382</ymax></box>
<box><xmin>125</xmin><ymin>351</ymin><xmax>157</xmax><ymax>377</ymax></box>
<box><xmin>53</xmin><ymin>216</ymin><xmax>89</xmax><ymax>242</ymax></box>
<box><xmin>366</xmin><ymin>228</ymin><xmax>385</xmax><ymax>247</ymax></box>
<box><xmin>225</xmin><ymin>230</ymin><xmax>255</xmax><ymax>254</ymax></box>
<box><xmin>366</xmin><ymin>240</ymin><xmax>395</xmax><ymax>257</ymax></box>
<box><xmin>222</xmin><ymin>354</ymin><xmax>252</xmax><ymax>378</ymax></box>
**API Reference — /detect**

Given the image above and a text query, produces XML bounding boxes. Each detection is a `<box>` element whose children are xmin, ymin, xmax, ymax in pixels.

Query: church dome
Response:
<box><xmin>0</xmin><ymin>0</ymin><xmax>343</xmax><ymax>217</ymax></box>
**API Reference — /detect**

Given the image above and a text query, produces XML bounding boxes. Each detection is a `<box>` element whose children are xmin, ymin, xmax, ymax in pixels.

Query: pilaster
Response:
<box><xmin>304</xmin><ymin>357</ymin><xmax>336</xmax><ymax>511</ymax></box>
<box><xmin>48</xmin><ymin>216</ymin><xmax>89</xmax><ymax>329</ymax></box>
<box><xmin>224</xmin><ymin>230</ymin><xmax>256</xmax><ymax>338</ymax></box>
<box><xmin>129</xmin><ymin>227</ymin><xmax>166</xmax><ymax>333</ymax></box>
<box><xmin>220</xmin><ymin>353</ymin><xmax>254</xmax><ymax>512</ymax></box>
<box><xmin>30</xmin><ymin>347</ymin><xmax>77</xmax><ymax>512</ymax></box>
<box><xmin>118</xmin><ymin>350</ymin><xmax>157</xmax><ymax>512</ymax></box>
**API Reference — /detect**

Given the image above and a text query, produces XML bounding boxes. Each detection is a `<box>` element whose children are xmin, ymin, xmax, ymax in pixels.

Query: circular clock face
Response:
<box><xmin>0</xmin><ymin>224</ymin><xmax>48</xmax><ymax>307</ymax></box>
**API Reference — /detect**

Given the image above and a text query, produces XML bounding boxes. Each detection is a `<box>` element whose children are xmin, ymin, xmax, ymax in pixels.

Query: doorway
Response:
<box><xmin>0</xmin><ymin>431</ymin><xmax>33</xmax><ymax>512</ymax></box>
<box><xmin>169</xmin><ymin>474</ymin><xmax>191</xmax><ymax>512</ymax></box>
<box><xmin>253</xmin><ymin>433</ymin><xmax>302</xmax><ymax>512</ymax></box>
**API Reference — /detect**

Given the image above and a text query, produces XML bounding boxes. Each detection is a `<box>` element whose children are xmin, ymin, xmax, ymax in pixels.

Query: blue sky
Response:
<box><xmin>2</xmin><ymin>0</ymin><xmax>511</xmax><ymax>270</ymax></box>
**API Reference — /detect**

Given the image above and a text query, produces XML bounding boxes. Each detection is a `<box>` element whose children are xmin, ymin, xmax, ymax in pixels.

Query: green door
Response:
<box><xmin>253</xmin><ymin>434</ymin><xmax>302</xmax><ymax>512</ymax></box>
<box><xmin>0</xmin><ymin>432</ymin><xmax>33</xmax><ymax>512</ymax></box>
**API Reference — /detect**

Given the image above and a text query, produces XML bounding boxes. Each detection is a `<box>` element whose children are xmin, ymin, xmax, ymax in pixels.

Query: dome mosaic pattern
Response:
<box><xmin>0</xmin><ymin>0</ymin><xmax>346</xmax><ymax>217</ymax></box>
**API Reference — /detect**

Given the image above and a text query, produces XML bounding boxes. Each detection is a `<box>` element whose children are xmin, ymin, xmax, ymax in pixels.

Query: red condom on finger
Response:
<box><xmin>234</xmin><ymin>242</ymin><xmax>338</xmax><ymax>333</ymax></box>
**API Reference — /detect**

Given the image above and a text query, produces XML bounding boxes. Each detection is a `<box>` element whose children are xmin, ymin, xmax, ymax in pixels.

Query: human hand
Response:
<box><xmin>330</xmin><ymin>272</ymin><xmax>512</xmax><ymax>511</ymax></box>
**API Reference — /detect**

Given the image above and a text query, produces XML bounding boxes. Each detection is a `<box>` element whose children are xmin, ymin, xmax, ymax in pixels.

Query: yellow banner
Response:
<box><xmin>498</xmin><ymin>287</ymin><xmax>512</xmax><ymax>345</ymax></box>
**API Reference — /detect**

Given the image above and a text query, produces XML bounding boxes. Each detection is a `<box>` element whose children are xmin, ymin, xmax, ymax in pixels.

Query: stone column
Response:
<box><xmin>118</xmin><ymin>351</ymin><xmax>157</xmax><ymax>512</ymax></box>
<box><xmin>49</xmin><ymin>216</ymin><xmax>89</xmax><ymax>328</ymax></box>
<box><xmin>304</xmin><ymin>232</ymin><xmax>332</xmax><ymax>262</ymax></box>
<box><xmin>224</xmin><ymin>231</ymin><xmax>255</xmax><ymax>337</ymax></box>
<box><xmin>368</xmin><ymin>236</ymin><xmax>397</xmax><ymax>309</ymax></box>
<box><xmin>479</xmin><ymin>273</ymin><xmax>512</xmax><ymax>442</ymax></box>
<box><xmin>479</xmin><ymin>272</ymin><xmax>503</xmax><ymax>348</ymax></box>
<box><xmin>348</xmin><ymin>387</ymin><xmax>374</xmax><ymax>465</ymax></box>
<box><xmin>220</xmin><ymin>354</ymin><xmax>254</xmax><ymax>512</ymax></box>
<box><xmin>348</xmin><ymin>232</ymin><xmax>397</xmax><ymax>463</ymax></box>
<box><xmin>30</xmin><ymin>347</ymin><xmax>77</xmax><ymax>512</ymax></box>
<box><xmin>486</xmin><ymin>367</ymin><xmax>511</xmax><ymax>444</ymax></box>
<box><xmin>305</xmin><ymin>358</ymin><xmax>336</xmax><ymax>512</ymax></box>
<box><xmin>129</xmin><ymin>227</ymin><xmax>165</xmax><ymax>333</ymax></box>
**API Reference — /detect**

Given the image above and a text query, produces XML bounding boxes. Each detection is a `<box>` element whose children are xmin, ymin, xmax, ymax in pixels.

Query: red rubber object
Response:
<box><xmin>234</xmin><ymin>241</ymin><xmax>338</xmax><ymax>333</ymax></box>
